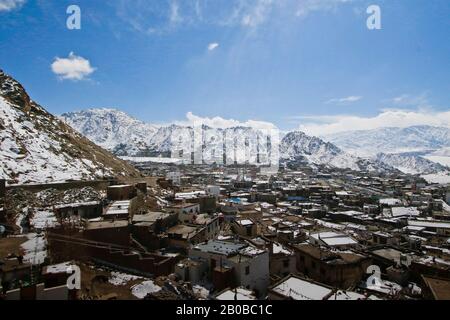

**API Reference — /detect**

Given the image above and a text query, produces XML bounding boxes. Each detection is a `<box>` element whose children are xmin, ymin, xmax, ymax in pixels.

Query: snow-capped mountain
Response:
<box><xmin>375</xmin><ymin>152</ymin><xmax>449</xmax><ymax>175</ymax></box>
<box><xmin>280</xmin><ymin>131</ymin><xmax>359</xmax><ymax>170</ymax></box>
<box><xmin>280</xmin><ymin>131</ymin><xmax>394</xmax><ymax>172</ymax></box>
<box><xmin>321</xmin><ymin>126</ymin><xmax>450</xmax><ymax>174</ymax></box>
<box><xmin>147</xmin><ymin>124</ymin><xmax>194</xmax><ymax>156</ymax></box>
<box><xmin>60</xmin><ymin>108</ymin><xmax>159</xmax><ymax>156</ymax></box>
<box><xmin>322</xmin><ymin>126</ymin><xmax>450</xmax><ymax>157</ymax></box>
<box><xmin>63</xmin><ymin>108</ymin><xmax>375</xmax><ymax>171</ymax></box>
<box><xmin>0</xmin><ymin>70</ymin><xmax>141</xmax><ymax>184</ymax></box>
<box><xmin>61</xmin><ymin>107</ymin><xmax>448</xmax><ymax>173</ymax></box>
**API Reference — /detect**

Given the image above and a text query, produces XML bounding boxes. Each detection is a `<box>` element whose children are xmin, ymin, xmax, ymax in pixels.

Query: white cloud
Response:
<box><xmin>176</xmin><ymin>112</ymin><xmax>277</xmax><ymax>130</ymax></box>
<box><xmin>297</xmin><ymin>108</ymin><xmax>450</xmax><ymax>136</ymax></box>
<box><xmin>0</xmin><ymin>0</ymin><xmax>25</xmax><ymax>11</ymax></box>
<box><xmin>326</xmin><ymin>95</ymin><xmax>362</xmax><ymax>104</ymax></box>
<box><xmin>208</xmin><ymin>42</ymin><xmax>220</xmax><ymax>51</ymax></box>
<box><xmin>51</xmin><ymin>52</ymin><xmax>96</xmax><ymax>81</ymax></box>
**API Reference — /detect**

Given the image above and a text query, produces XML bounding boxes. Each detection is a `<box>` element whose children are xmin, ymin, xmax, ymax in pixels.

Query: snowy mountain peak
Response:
<box><xmin>61</xmin><ymin>108</ymin><xmax>160</xmax><ymax>156</ymax></box>
<box><xmin>280</xmin><ymin>131</ymin><xmax>362</xmax><ymax>171</ymax></box>
<box><xmin>375</xmin><ymin>152</ymin><xmax>449</xmax><ymax>175</ymax></box>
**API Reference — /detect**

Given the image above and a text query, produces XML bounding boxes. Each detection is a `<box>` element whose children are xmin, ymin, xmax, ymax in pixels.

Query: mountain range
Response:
<box><xmin>62</xmin><ymin>108</ymin><xmax>448</xmax><ymax>174</ymax></box>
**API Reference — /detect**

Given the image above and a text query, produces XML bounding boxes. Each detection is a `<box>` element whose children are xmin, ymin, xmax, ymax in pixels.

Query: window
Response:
<box><xmin>245</xmin><ymin>266</ymin><xmax>250</xmax><ymax>275</ymax></box>
<box><xmin>283</xmin><ymin>260</ymin><xmax>290</xmax><ymax>268</ymax></box>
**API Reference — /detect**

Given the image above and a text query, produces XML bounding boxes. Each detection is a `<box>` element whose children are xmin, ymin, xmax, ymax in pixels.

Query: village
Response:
<box><xmin>1</xmin><ymin>161</ymin><xmax>449</xmax><ymax>301</ymax></box>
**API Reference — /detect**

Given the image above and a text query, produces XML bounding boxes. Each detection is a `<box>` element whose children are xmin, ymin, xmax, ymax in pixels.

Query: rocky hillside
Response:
<box><xmin>0</xmin><ymin>69</ymin><xmax>141</xmax><ymax>184</ymax></box>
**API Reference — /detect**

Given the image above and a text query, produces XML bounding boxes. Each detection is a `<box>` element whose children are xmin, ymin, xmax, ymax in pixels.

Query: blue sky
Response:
<box><xmin>0</xmin><ymin>0</ymin><xmax>449</xmax><ymax>133</ymax></box>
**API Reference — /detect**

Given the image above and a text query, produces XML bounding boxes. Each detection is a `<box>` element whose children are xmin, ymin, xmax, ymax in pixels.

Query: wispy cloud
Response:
<box><xmin>296</xmin><ymin>108</ymin><xmax>450</xmax><ymax>136</ymax></box>
<box><xmin>207</xmin><ymin>42</ymin><xmax>220</xmax><ymax>51</ymax></box>
<box><xmin>169</xmin><ymin>0</ymin><xmax>182</xmax><ymax>25</ymax></box>
<box><xmin>114</xmin><ymin>0</ymin><xmax>354</xmax><ymax>35</ymax></box>
<box><xmin>326</xmin><ymin>95</ymin><xmax>362</xmax><ymax>104</ymax></box>
<box><xmin>0</xmin><ymin>0</ymin><xmax>25</xmax><ymax>12</ymax></box>
<box><xmin>240</xmin><ymin>0</ymin><xmax>274</xmax><ymax>28</ymax></box>
<box><xmin>51</xmin><ymin>52</ymin><xmax>96</xmax><ymax>81</ymax></box>
<box><xmin>295</xmin><ymin>0</ymin><xmax>354</xmax><ymax>17</ymax></box>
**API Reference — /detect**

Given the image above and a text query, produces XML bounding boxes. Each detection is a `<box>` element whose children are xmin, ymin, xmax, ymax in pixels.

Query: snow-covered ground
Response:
<box><xmin>30</xmin><ymin>210</ymin><xmax>59</xmax><ymax>229</ymax></box>
<box><xmin>109</xmin><ymin>272</ymin><xmax>143</xmax><ymax>286</ymax></box>
<box><xmin>193</xmin><ymin>285</ymin><xmax>210</xmax><ymax>299</ymax></box>
<box><xmin>131</xmin><ymin>280</ymin><xmax>162</xmax><ymax>299</ymax></box>
<box><xmin>21</xmin><ymin>233</ymin><xmax>47</xmax><ymax>265</ymax></box>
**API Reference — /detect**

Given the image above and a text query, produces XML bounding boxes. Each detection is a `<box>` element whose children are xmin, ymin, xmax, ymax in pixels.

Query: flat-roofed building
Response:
<box><xmin>107</xmin><ymin>184</ymin><xmax>136</xmax><ymax>201</ymax></box>
<box><xmin>309</xmin><ymin>231</ymin><xmax>358</xmax><ymax>249</ymax></box>
<box><xmin>293</xmin><ymin>243</ymin><xmax>372</xmax><ymax>288</ymax></box>
<box><xmin>189</xmin><ymin>240</ymin><xmax>270</xmax><ymax>298</ymax></box>
<box><xmin>408</xmin><ymin>219</ymin><xmax>450</xmax><ymax>236</ymax></box>
<box><xmin>55</xmin><ymin>201</ymin><xmax>102</xmax><ymax>219</ymax></box>
<box><xmin>232</xmin><ymin>219</ymin><xmax>257</xmax><ymax>237</ymax></box>
<box><xmin>268</xmin><ymin>275</ymin><xmax>333</xmax><ymax>300</ymax></box>
<box><xmin>103</xmin><ymin>200</ymin><xmax>131</xmax><ymax>220</ymax></box>
<box><xmin>167</xmin><ymin>203</ymin><xmax>200</xmax><ymax>224</ymax></box>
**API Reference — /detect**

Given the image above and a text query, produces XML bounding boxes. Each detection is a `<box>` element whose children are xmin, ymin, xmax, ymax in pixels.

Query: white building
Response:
<box><xmin>379</xmin><ymin>198</ymin><xmax>402</xmax><ymax>207</ymax></box>
<box><xmin>206</xmin><ymin>185</ymin><xmax>221</xmax><ymax>198</ymax></box>
<box><xmin>166</xmin><ymin>203</ymin><xmax>200</xmax><ymax>224</ymax></box>
<box><xmin>166</xmin><ymin>171</ymin><xmax>181</xmax><ymax>186</ymax></box>
<box><xmin>309</xmin><ymin>231</ymin><xmax>358</xmax><ymax>249</ymax></box>
<box><xmin>232</xmin><ymin>219</ymin><xmax>257</xmax><ymax>237</ymax></box>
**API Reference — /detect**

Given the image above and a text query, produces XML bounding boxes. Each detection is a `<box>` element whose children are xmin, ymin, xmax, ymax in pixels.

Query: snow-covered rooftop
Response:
<box><xmin>272</xmin><ymin>276</ymin><xmax>332</xmax><ymax>300</ymax></box>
